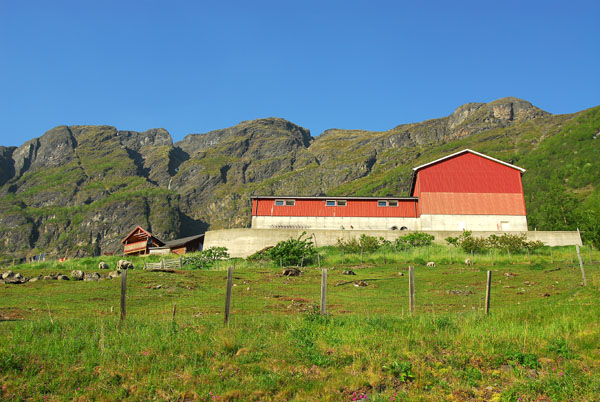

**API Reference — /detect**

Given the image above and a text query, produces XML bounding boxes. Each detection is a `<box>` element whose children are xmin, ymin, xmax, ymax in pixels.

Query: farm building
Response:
<box><xmin>121</xmin><ymin>226</ymin><xmax>204</xmax><ymax>256</ymax></box>
<box><xmin>251</xmin><ymin>149</ymin><xmax>528</xmax><ymax>232</ymax></box>
<box><xmin>121</xmin><ymin>226</ymin><xmax>165</xmax><ymax>256</ymax></box>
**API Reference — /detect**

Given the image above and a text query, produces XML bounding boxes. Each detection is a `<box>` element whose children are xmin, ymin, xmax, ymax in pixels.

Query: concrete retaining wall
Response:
<box><xmin>204</xmin><ymin>228</ymin><xmax>582</xmax><ymax>258</ymax></box>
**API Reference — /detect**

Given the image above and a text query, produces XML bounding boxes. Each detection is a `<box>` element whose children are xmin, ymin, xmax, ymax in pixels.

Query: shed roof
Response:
<box><xmin>164</xmin><ymin>234</ymin><xmax>205</xmax><ymax>248</ymax></box>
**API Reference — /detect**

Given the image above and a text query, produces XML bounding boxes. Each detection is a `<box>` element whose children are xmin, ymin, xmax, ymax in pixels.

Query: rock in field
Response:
<box><xmin>117</xmin><ymin>260</ymin><xmax>133</xmax><ymax>270</ymax></box>
<box><xmin>98</xmin><ymin>261</ymin><xmax>110</xmax><ymax>270</ymax></box>
<box><xmin>70</xmin><ymin>270</ymin><xmax>84</xmax><ymax>280</ymax></box>
<box><xmin>107</xmin><ymin>270</ymin><xmax>121</xmax><ymax>279</ymax></box>
<box><xmin>2</xmin><ymin>270</ymin><xmax>14</xmax><ymax>279</ymax></box>
<box><xmin>83</xmin><ymin>272</ymin><xmax>101</xmax><ymax>282</ymax></box>
<box><xmin>282</xmin><ymin>267</ymin><xmax>301</xmax><ymax>276</ymax></box>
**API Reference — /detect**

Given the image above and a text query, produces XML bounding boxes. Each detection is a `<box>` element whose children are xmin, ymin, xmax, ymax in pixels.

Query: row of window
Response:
<box><xmin>273</xmin><ymin>199</ymin><xmax>399</xmax><ymax>207</ymax></box>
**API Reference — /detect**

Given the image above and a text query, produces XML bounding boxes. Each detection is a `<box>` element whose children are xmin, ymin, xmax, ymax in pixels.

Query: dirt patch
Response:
<box><xmin>0</xmin><ymin>307</ymin><xmax>28</xmax><ymax>321</ymax></box>
<box><xmin>272</xmin><ymin>295</ymin><xmax>310</xmax><ymax>303</ymax></box>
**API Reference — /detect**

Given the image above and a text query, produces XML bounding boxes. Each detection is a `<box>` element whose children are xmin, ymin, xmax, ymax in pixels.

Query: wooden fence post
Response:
<box><xmin>576</xmin><ymin>245</ymin><xmax>587</xmax><ymax>286</ymax></box>
<box><xmin>485</xmin><ymin>271</ymin><xmax>492</xmax><ymax>315</ymax></box>
<box><xmin>409</xmin><ymin>266</ymin><xmax>415</xmax><ymax>314</ymax></box>
<box><xmin>550</xmin><ymin>248</ymin><xmax>553</xmax><ymax>264</ymax></box>
<box><xmin>172</xmin><ymin>303</ymin><xmax>177</xmax><ymax>322</ymax></box>
<box><xmin>224</xmin><ymin>266</ymin><xmax>233</xmax><ymax>325</ymax></box>
<box><xmin>320</xmin><ymin>269</ymin><xmax>327</xmax><ymax>316</ymax></box>
<box><xmin>179</xmin><ymin>257</ymin><xmax>183</xmax><ymax>269</ymax></box>
<box><xmin>120</xmin><ymin>269</ymin><xmax>127</xmax><ymax>321</ymax></box>
<box><xmin>161</xmin><ymin>259</ymin><xmax>165</xmax><ymax>270</ymax></box>
<box><xmin>361</xmin><ymin>248</ymin><xmax>364</xmax><ymax>264</ymax></box>
<box><xmin>341</xmin><ymin>248</ymin><xmax>344</xmax><ymax>264</ymax></box>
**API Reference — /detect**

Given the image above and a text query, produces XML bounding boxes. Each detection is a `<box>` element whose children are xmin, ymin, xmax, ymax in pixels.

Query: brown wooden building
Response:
<box><xmin>121</xmin><ymin>226</ymin><xmax>165</xmax><ymax>256</ymax></box>
<box><xmin>164</xmin><ymin>234</ymin><xmax>204</xmax><ymax>255</ymax></box>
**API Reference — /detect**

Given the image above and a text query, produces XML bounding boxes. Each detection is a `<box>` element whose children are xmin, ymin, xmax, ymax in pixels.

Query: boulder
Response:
<box><xmin>107</xmin><ymin>270</ymin><xmax>121</xmax><ymax>279</ymax></box>
<box><xmin>282</xmin><ymin>267</ymin><xmax>301</xmax><ymax>276</ymax></box>
<box><xmin>353</xmin><ymin>280</ymin><xmax>368</xmax><ymax>287</ymax></box>
<box><xmin>2</xmin><ymin>270</ymin><xmax>14</xmax><ymax>279</ymax></box>
<box><xmin>98</xmin><ymin>261</ymin><xmax>110</xmax><ymax>270</ymax></box>
<box><xmin>117</xmin><ymin>260</ymin><xmax>133</xmax><ymax>270</ymax></box>
<box><xmin>83</xmin><ymin>272</ymin><xmax>101</xmax><ymax>282</ymax></box>
<box><xmin>70</xmin><ymin>270</ymin><xmax>84</xmax><ymax>280</ymax></box>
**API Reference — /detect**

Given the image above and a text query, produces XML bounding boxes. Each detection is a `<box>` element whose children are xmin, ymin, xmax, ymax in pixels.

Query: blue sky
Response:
<box><xmin>0</xmin><ymin>0</ymin><xmax>598</xmax><ymax>146</ymax></box>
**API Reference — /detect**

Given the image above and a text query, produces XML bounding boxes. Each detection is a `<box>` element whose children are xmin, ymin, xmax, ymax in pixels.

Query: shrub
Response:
<box><xmin>395</xmin><ymin>232</ymin><xmax>435</xmax><ymax>248</ymax></box>
<box><xmin>336</xmin><ymin>234</ymin><xmax>381</xmax><ymax>253</ymax></box>
<box><xmin>266</xmin><ymin>232</ymin><xmax>316</xmax><ymax>266</ymax></box>
<box><xmin>336</xmin><ymin>237</ymin><xmax>361</xmax><ymax>254</ymax></box>
<box><xmin>183</xmin><ymin>247</ymin><xmax>229</xmax><ymax>269</ymax></box>
<box><xmin>359</xmin><ymin>234</ymin><xmax>380</xmax><ymax>253</ymax></box>
<box><xmin>497</xmin><ymin>233</ymin><xmax>528</xmax><ymax>253</ymax></box>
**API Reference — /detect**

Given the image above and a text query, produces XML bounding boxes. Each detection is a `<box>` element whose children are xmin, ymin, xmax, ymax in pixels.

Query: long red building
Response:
<box><xmin>251</xmin><ymin>149</ymin><xmax>528</xmax><ymax>232</ymax></box>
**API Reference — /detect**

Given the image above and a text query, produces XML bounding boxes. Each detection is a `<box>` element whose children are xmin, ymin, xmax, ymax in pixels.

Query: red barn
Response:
<box><xmin>409</xmin><ymin>149</ymin><xmax>527</xmax><ymax>231</ymax></box>
<box><xmin>251</xmin><ymin>196</ymin><xmax>419</xmax><ymax>230</ymax></box>
<box><xmin>251</xmin><ymin>149</ymin><xmax>527</xmax><ymax>232</ymax></box>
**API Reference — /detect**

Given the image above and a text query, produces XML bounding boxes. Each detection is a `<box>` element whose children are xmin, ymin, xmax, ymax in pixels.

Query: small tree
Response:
<box><xmin>267</xmin><ymin>232</ymin><xmax>316</xmax><ymax>266</ymax></box>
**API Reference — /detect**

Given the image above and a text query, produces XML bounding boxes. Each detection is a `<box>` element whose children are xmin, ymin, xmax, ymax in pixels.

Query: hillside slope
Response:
<box><xmin>0</xmin><ymin>98</ymin><xmax>598</xmax><ymax>257</ymax></box>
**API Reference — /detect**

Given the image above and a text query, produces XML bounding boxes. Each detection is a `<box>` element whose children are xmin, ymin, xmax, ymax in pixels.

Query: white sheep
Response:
<box><xmin>465</xmin><ymin>258</ymin><xmax>472</xmax><ymax>266</ymax></box>
<box><xmin>426</xmin><ymin>261</ymin><xmax>435</xmax><ymax>267</ymax></box>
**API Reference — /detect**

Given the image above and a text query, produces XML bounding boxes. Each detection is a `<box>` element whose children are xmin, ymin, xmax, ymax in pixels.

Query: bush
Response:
<box><xmin>497</xmin><ymin>233</ymin><xmax>528</xmax><ymax>253</ymax></box>
<box><xmin>266</xmin><ymin>232</ymin><xmax>316</xmax><ymax>266</ymax></box>
<box><xmin>336</xmin><ymin>234</ymin><xmax>381</xmax><ymax>253</ymax></box>
<box><xmin>183</xmin><ymin>247</ymin><xmax>229</xmax><ymax>269</ymax></box>
<box><xmin>395</xmin><ymin>232</ymin><xmax>435</xmax><ymax>248</ymax></box>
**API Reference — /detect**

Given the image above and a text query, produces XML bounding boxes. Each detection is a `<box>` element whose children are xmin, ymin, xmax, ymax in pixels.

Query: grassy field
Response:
<box><xmin>1</xmin><ymin>246</ymin><xmax>599</xmax><ymax>401</ymax></box>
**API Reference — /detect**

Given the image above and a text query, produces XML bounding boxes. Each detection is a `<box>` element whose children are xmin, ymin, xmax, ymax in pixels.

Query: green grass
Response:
<box><xmin>1</xmin><ymin>247</ymin><xmax>599</xmax><ymax>401</ymax></box>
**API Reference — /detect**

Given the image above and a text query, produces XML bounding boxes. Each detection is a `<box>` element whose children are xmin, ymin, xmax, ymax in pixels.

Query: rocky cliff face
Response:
<box><xmin>0</xmin><ymin>97</ymin><xmax>595</xmax><ymax>258</ymax></box>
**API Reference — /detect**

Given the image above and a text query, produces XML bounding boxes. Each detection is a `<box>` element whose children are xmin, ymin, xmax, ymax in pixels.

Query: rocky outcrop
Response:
<box><xmin>0</xmin><ymin>146</ymin><xmax>16</xmax><ymax>186</ymax></box>
<box><xmin>0</xmin><ymin>97</ymin><xmax>591</xmax><ymax>258</ymax></box>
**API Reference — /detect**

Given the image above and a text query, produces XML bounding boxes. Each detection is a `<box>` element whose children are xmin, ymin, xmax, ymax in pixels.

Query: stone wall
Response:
<box><xmin>204</xmin><ymin>228</ymin><xmax>582</xmax><ymax>258</ymax></box>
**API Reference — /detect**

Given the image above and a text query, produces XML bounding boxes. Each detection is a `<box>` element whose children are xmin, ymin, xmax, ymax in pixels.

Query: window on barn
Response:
<box><xmin>285</xmin><ymin>199</ymin><xmax>295</xmax><ymax>206</ymax></box>
<box><xmin>337</xmin><ymin>200</ymin><xmax>347</xmax><ymax>206</ymax></box>
<box><xmin>378</xmin><ymin>200</ymin><xmax>387</xmax><ymax>207</ymax></box>
<box><xmin>326</xmin><ymin>200</ymin><xmax>336</xmax><ymax>206</ymax></box>
<box><xmin>388</xmin><ymin>200</ymin><xmax>398</xmax><ymax>207</ymax></box>
<box><xmin>275</xmin><ymin>199</ymin><xmax>284</xmax><ymax>206</ymax></box>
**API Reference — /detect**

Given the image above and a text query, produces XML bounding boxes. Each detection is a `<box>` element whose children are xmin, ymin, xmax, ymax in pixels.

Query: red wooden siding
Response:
<box><xmin>415</xmin><ymin>153</ymin><xmax>523</xmax><ymax>194</ymax></box>
<box><xmin>252</xmin><ymin>198</ymin><xmax>418</xmax><ymax>218</ymax></box>
<box><xmin>420</xmin><ymin>192</ymin><xmax>526</xmax><ymax>215</ymax></box>
<box><xmin>414</xmin><ymin>152</ymin><xmax>526</xmax><ymax>215</ymax></box>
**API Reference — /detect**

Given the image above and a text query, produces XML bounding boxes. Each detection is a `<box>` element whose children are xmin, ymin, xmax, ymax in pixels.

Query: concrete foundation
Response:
<box><xmin>251</xmin><ymin>216</ymin><xmax>419</xmax><ymax>230</ymax></box>
<box><xmin>204</xmin><ymin>228</ymin><xmax>582</xmax><ymax>258</ymax></box>
<box><xmin>419</xmin><ymin>214</ymin><xmax>528</xmax><ymax>231</ymax></box>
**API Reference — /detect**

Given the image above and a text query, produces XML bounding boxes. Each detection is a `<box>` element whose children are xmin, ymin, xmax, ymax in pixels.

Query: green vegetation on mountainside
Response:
<box><xmin>0</xmin><ymin>99</ymin><xmax>598</xmax><ymax>257</ymax></box>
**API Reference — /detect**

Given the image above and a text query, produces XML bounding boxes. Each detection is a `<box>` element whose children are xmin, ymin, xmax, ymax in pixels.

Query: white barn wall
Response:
<box><xmin>419</xmin><ymin>214</ymin><xmax>528</xmax><ymax>231</ymax></box>
<box><xmin>251</xmin><ymin>216</ymin><xmax>420</xmax><ymax>230</ymax></box>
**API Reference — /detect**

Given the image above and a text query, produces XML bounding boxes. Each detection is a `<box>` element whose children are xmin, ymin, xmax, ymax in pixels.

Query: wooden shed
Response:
<box><xmin>121</xmin><ymin>226</ymin><xmax>165</xmax><ymax>256</ymax></box>
<box><xmin>164</xmin><ymin>234</ymin><xmax>205</xmax><ymax>255</ymax></box>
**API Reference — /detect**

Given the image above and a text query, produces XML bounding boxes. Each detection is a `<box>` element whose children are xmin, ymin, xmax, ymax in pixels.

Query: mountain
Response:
<box><xmin>0</xmin><ymin>97</ymin><xmax>598</xmax><ymax>258</ymax></box>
